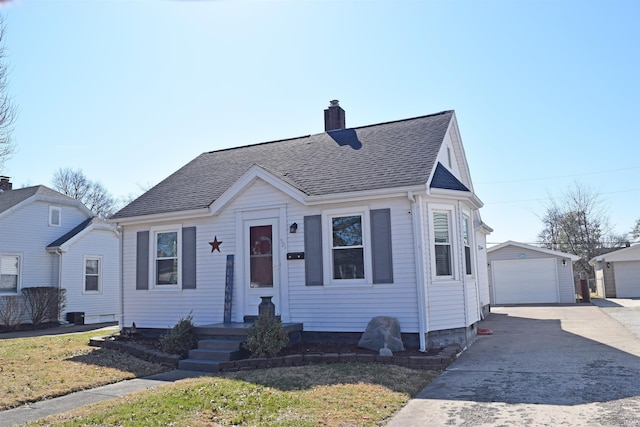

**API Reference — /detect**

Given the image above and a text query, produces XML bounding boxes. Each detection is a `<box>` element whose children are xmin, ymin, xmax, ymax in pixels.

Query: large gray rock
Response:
<box><xmin>358</xmin><ymin>316</ymin><xmax>405</xmax><ymax>352</ymax></box>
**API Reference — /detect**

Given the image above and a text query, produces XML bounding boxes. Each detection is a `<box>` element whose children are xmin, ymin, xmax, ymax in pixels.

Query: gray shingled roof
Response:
<box><xmin>0</xmin><ymin>185</ymin><xmax>75</xmax><ymax>214</ymax></box>
<box><xmin>112</xmin><ymin>110</ymin><xmax>454</xmax><ymax>219</ymax></box>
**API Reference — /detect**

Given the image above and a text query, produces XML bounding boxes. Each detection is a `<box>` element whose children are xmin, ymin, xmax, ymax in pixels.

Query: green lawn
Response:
<box><xmin>28</xmin><ymin>363</ymin><xmax>437</xmax><ymax>426</ymax></box>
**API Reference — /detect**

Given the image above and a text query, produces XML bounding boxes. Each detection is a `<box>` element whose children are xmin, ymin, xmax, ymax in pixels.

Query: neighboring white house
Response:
<box><xmin>487</xmin><ymin>241</ymin><xmax>580</xmax><ymax>305</ymax></box>
<box><xmin>590</xmin><ymin>244</ymin><xmax>640</xmax><ymax>298</ymax></box>
<box><xmin>0</xmin><ymin>178</ymin><xmax>120</xmax><ymax>325</ymax></box>
<box><xmin>110</xmin><ymin>102</ymin><xmax>492</xmax><ymax>350</ymax></box>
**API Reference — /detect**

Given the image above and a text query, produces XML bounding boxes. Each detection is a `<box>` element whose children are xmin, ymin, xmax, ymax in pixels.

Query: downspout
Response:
<box><xmin>409</xmin><ymin>191</ymin><xmax>428</xmax><ymax>352</ymax></box>
<box><xmin>457</xmin><ymin>201</ymin><xmax>469</xmax><ymax>351</ymax></box>
<box><xmin>117</xmin><ymin>225</ymin><xmax>124</xmax><ymax>331</ymax></box>
<box><xmin>55</xmin><ymin>249</ymin><xmax>63</xmax><ymax>323</ymax></box>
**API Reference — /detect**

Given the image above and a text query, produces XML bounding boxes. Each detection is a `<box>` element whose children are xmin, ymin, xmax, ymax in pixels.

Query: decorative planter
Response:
<box><xmin>259</xmin><ymin>296</ymin><xmax>275</xmax><ymax>318</ymax></box>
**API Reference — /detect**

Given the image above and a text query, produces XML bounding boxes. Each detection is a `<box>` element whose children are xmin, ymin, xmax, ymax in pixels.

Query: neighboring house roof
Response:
<box><xmin>47</xmin><ymin>217</ymin><xmax>94</xmax><ymax>248</ymax></box>
<box><xmin>0</xmin><ymin>185</ymin><xmax>76</xmax><ymax>214</ymax></box>
<box><xmin>46</xmin><ymin>217</ymin><xmax>118</xmax><ymax>252</ymax></box>
<box><xmin>589</xmin><ymin>244</ymin><xmax>640</xmax><ymax>264</ymax></box>
<box><xmin>488</xmin><ymin>240</ymin><xmax>581</xmax><ymax>261</ymax></box>
<box><xmin>112</xmin><ymin>110</ymin><xmax>459</xmax><ymax>220</ymax></box>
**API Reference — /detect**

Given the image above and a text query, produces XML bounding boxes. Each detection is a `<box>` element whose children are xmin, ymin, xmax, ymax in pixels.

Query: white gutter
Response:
<box><xmin>409</xmin><ymin>191</ymin><xmax>428</xmax><ymax>352</ymax></box>
<box><xmin>55</xmin><ymin>249</ymin><xmax>63</xmax><ymax>323</ymax></box>
<box><xmin>118</xmin><ymin>226</ymin><xmax>125</xmax><ymax>331</ymax></box>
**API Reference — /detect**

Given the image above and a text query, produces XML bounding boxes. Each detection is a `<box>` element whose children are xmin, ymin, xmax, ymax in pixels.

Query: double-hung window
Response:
<box><xmin>154</xmin><ymin>230</ymin><xmax>179</xmax><ymax>286</ymax></box>
<box><xmin>463</xmin><ymin>217</ymin><xmax>472</xmax><ymax>275</ymax></box>
<box><xmin>84</xmin><ymin>256</ymin><xmax>101</xmax><ymax>293</ymax></box>
<box><xmin>433</xmin><ymin>212</ymin><xmax>453</xmax><ymax>277</ymax></box>
<box><xmin>0</xmin><ymin>255</ymin><xmax>20</xmax><ymax>294</ymax></box>
<box><xmin>49</xmin><ymin>206</ymin><xmax>61</xmax><ymax>227</ymax></box>
<box><xmin>331</xmin><ymin>215</ymin><xmax>365</xmax><ymax>280</ymax></box>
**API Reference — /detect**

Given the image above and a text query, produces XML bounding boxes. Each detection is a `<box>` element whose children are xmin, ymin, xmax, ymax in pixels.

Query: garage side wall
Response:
<box><xmin>488</xmin><ymin>245</ymin><xmax>576</xmax><ymax>304</ymax></box>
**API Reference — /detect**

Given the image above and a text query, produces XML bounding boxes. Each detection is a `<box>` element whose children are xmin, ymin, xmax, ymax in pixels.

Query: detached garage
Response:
<box><xmin>488</xmin><ymin>241</ymin><xmax>580</xmax><ymax>305</ymax></box>
<box><xmin>589</xmin><ymin>244</ymin><xmax>640</xmax><ymax>298</ymax></box>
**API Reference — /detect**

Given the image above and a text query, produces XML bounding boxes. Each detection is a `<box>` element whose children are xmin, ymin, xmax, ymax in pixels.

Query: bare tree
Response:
<box><xmin>538</xmin><ymin>183</ymin><xmax>622</xmax><ymax>280</ymax></box>
<box><xmin>52</xmin><ymin>168</ymin><xmax>116</xmax><ymax>218</ymax></box>
<box><xmin>630</xmin><ymin>218</ymin><xmax>640</xmax><ymax>243</ymax></box>
<box><xmin>0</xmin><ymin>19</ymin><xmax>17</xmax><ymax>172</ymax></box>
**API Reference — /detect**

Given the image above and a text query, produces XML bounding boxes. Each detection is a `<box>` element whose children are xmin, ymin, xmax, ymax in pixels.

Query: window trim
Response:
<box><xmin>462</xmin><ymin>216</ymin><xmax>473</xmax><ymax>276</ymax></box>
<box><xmin>322</xmin><ymin>207</ymin><xmax>372</xmax><ymax>286</ymax></box>
<box><xmin>431</xmin><ymin>208</ymin><xmax>455</xmax><ymax>280</ymax></box>
<box><xmin>83</xmin><ymin>255</ymin><xmax>102</xmax><ymax>294</ymax></box>
<box><xmin>149</xmin><ymin>225</ymin><xmax>182</xmax><ymax>290</ymax></box>
<box><xmin>49</xmin><ymin>206</ymin><xmax>61</xmax><ymax>227</ymax></box>
<box><xmin>0</xmin><ymin>253</ymin><xmax>21</xmax><ymax>295</ymax></box>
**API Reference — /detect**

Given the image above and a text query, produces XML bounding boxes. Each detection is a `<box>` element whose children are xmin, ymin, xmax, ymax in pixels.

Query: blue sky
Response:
<box><xmin>2</xmin><ymin>0</ymin><xmax>639</xmax><ymax>245</ymax></box>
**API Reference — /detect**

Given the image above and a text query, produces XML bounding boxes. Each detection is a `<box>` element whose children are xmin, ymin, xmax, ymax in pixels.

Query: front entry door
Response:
<box><xmin>244</xmin><ymin>218</ymin><xmax>279</xmax><ymax>316</ymax></box>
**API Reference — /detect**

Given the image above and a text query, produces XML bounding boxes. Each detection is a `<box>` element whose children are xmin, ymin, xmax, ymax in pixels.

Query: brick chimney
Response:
<box><xmin>324</xmin><ymin>99</ymin><xmax>345</xmax><ymax>131</ymax></box>
<box><xmin>0</xmin><ymin>176</ymin><xmax>11</xmax><ymax>192</ymax></box>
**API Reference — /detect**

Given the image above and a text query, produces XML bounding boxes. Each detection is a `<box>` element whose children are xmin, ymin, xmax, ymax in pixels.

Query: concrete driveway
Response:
<box><xmin>387</xmin><ymin>305</ymin><xmax>640</xmax><ymax>426</ymax></box>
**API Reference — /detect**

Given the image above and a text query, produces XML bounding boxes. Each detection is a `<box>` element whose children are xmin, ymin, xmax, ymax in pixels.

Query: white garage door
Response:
<box><xmin>614</xmin><ymin>261</ymin><xmax>640</xmax><ymax>298</ymax></box>
<box><xmin>493</xmin><ymin>258</ymin><xmax>559</xmax><ymax>304</ymax></box>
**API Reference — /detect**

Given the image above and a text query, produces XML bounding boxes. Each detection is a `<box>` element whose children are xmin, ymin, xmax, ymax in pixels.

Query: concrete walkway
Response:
<box><xmin>386</xmin><ymin>304</ymin><xmax>640</xmax><ymax>426</ymax></box>
<box><xmin>0</xmin><ymin>370</ymin><xmax>209</xmax><ymax>427</ymax></box>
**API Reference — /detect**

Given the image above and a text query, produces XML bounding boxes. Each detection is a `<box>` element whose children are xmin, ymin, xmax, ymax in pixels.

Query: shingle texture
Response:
<box><xmin>0</xmin><ymin>185</ymin><xmax>75</xmax><ymax>214</ymax></box>
<box><xmin>112</xmin><ymin>110</ymin><xmax>454</xmax><ymax>219</ymax></box>
<box><xmin>430</xmin><ymin>163</ymin><xmax>470</xmax><ymax>192</ymax></box>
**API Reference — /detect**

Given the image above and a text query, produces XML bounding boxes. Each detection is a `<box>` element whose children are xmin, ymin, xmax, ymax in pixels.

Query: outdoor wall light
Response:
<box><xmin>562</xmin><ymin>259</ymin><xmax>566</xmax><ymax>266</ymax></box>
<box><xmin>289</xmin><ymin>222</ymin><xmax>298</xmax><ymax>233</ymax></box>
<box><xmin>606</xmin><ymin>262</ymin><xmax>610</xmax><ymax>269</ymax></box>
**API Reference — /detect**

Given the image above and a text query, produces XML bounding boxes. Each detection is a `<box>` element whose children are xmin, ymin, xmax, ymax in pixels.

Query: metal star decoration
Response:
<box><xmin>209</xmin><ymin>236</ymin><xmax>222</xmax><ymax>253</ymax></box>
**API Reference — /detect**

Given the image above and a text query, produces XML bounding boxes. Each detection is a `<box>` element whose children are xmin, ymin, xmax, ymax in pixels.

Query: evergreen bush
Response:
<box><xmin>243</xmin><ymin>313</ymin><xmax>289</xmax><ymax>358</ymax></box>
<box><xmin>159</xmin><ymin>313</ymin><xmax>198</xmax><ymax>358</ymax></box>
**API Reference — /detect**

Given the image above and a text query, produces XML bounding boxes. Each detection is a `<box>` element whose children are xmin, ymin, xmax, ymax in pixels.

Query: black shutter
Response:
<box><xmin>182</xmin><ymin>227</ymin><xmax>197</xmax><ymax>289</ymax></box>
<box><xmin>304</xmin><ymin>215</ymin><xmax>323</xmax><ymax>286</ymax></box>
<box><xmin>370</xmin><ymin>208</ymin><xmax>394</xmax><ymax>284</ymax></box>
<box><xmin>136</xmin><ymin>231</ymin><xmax>149</xmax><ymax>290</ymax></box>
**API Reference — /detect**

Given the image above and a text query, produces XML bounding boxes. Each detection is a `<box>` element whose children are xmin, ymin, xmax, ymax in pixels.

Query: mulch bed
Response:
<box><xmin>114</xmin><ymin>334</ymin><xmax>438</xmax><ymax>357</ymax></box>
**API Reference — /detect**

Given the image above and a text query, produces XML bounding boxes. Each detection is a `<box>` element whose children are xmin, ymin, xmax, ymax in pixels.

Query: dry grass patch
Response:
<box><xmin>27</xmin><ymin>363</ymin><xmax>438</xmax><ymax>426</ymax></box>
<box><xmin>0</xmin><ymin>327</ymin><xmax>170</xmax><ymax>410</ymax></box>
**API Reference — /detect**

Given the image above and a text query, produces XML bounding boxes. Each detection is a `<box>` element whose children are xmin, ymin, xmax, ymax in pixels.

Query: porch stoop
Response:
<box><xmin>178</xmin><ymin>322</ymin><xmax>303</xmax><ymax>372</ymax></box>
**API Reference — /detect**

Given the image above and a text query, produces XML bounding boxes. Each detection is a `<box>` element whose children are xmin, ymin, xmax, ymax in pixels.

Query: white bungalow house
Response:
<box><xmin>0</xmin><ymin>178</ymin><xmax>119</xmax><ymax>325</ymax></box>
<box><xmin>590</xmin><ymin>244</ymin><xmax>640</xmax><ymax>298</ymax></box>
<box><xmin>110</xmin><ymin>102</ymin><xmax>492</xmax><ymax>350</ymax></box>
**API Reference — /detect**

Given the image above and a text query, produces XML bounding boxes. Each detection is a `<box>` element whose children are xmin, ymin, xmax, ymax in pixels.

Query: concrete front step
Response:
<box><xmin>178</xmin><ymin>358</ymin><xmax>222</xmax><ymax>372</ymax></box>
<box><xmin>188</xmin><ymin>348</ymin><xmax>242</xmax><ymax>361</ymax></box>
<box><xmin>197</xmin><ymin>338</ymin><xmax>244</xmax><ymax>351</ymax></box>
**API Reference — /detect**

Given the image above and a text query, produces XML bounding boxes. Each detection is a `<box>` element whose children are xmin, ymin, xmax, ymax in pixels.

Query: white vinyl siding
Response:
<box><xmin>120</xmin><ymin>181</ymin><xmax>421</xmax><ymax>332</ymax></box>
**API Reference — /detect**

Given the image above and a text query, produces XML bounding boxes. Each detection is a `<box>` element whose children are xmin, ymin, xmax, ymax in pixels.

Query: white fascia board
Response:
<box><xmin>590</xmin><ymin>244</ymin><xmax>640</xmax><ymax>263</ymax></box>
<box><xmin>488</xmin><ymin>240</ymin><xmax>581</xmax><ymax>261</ymax></box>
<box><xmin>208</xmin><ymin>165</ymin><xmax>307</xmax><ymax>215</ymax></box>
<box><xmin>109</xmin><ymin>208</ymin><xmax>210</xmax><ymax>227</ymax></box>
<box><xmin>305</xmin><ymin>185</ymin><xmax>427</xmax><ymax>205</ymax></box>
<box><xmin>35</xmin><ymin>195</ymin><xmax>94</xmax><ymax>217</ymax></box>
<box><xmin>428</xmin><ymin>187</ymin><xmax>484</xmax><ymax>209</ymax></box>
<box><xmin>445</xmin><ymin>112</ymin><xmax>474</xmax><ymax>192</ymax></box>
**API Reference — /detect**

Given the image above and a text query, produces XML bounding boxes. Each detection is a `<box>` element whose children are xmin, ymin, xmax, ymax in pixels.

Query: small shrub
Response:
<box><xmin>21</xmin><ymin>287</ymin><xmax>66</xmax><ymax>325</ymax></box>
<box><xmin>159</xmin><ymin>313</ymin><xmax>198</xmax><ymax>358</ymax></box>
<box><xmin>243</xmin><ymin>313</ymin><xmax>289</xmax><ymax>358</ymax></box>
<box><xmin>0</xmin><ymin>295</ymin><xmax>26</xmax><ymax>330</ymax></box>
